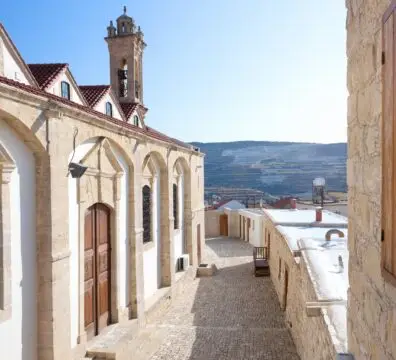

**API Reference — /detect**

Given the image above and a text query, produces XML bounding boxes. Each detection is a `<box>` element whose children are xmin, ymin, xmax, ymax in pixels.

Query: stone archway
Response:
<box><xmin>141</xmin><ymin>151</ymin><xmax>170</xmax><ymax>292</ymax></box>
<box><xmin>172</xmin><ymin>157</ymin><xmax>193</xmax><ymax>266</ymax></box>
<box><xmin>67</xmin><ymin>136</ymin><xmax>135</xmax><ymax>345</ymax></box>
<box><xmin>0</xmin><ymin>119</ymin><xmax>38</xmax><ymax>360</ymax></box>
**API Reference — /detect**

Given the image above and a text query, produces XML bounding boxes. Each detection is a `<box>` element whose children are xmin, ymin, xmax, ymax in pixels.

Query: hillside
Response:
<box><xmin>190</xmin><ymin>141</ymin><xmax>347</xmax><ymax>197</ymax></box>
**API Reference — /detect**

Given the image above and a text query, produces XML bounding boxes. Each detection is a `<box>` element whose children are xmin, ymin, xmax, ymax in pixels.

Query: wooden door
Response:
<box><xmin>197</xmin><ymin>224</ymin><xmax>201</xmax><ymax>265</ymax></box>
<box><xmin>247</xmin><ymin>218</ymin><xmax>251</xmax><ymax>242</ymax></box>
<box><xmin>219</xmin><ymin>214</ymin><xmax>228</xmax><ymax>236</ymax></box>
<box><xmin>84</xmin><ymin>203</ymin><xmax>111</xmax><ymax>340</ymax></box>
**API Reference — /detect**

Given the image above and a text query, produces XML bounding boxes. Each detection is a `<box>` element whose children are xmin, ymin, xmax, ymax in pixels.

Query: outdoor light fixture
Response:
<box><xmin>68</xmin><ymin>162</ymin><xmax>88</xmax><ymax>178</ymax></box>
<box><xmin>67</xmin><ymin>128</ymin><xmax>88</xmax><ymax>179</ymax></box>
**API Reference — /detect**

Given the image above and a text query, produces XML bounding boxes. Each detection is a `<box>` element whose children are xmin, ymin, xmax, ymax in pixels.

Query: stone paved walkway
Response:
<box><xmin>128</xmin><ymin>237</ymin><xmax>300</xmax><ymax>360</ymax></box>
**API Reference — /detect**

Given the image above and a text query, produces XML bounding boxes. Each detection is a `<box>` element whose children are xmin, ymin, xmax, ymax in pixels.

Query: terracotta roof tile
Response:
<box><xmin>28</xmin><ymin>63</ymin><xmax>67</xmax><ymax>89</ymax></box>
<box><xmin>120</xmin><ymin>102</ymin><xmax>139</xmax><ymax>119</ymax></box>
<box><xmin>79</xmin><ymin>85</ymin><xmax>110</xmax><ymax>107</ymax></box>
<box><xmin>0</xmin><ymin>75</ymin><xmax>193</xmax><ymax>150</ymax></box>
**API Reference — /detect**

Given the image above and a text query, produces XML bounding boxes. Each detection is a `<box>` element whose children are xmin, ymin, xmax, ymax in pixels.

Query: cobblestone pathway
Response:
<box><xmin>129</xmin><ymin>237</ymin><xmax>300</xmax><ymax>360</ymax></box>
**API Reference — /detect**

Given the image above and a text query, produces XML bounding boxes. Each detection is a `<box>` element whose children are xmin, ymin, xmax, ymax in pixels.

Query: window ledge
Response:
<box><xmin>143</xmin><ymin>241</ymin><xmax>155</xmax><ymax>252</ymax></box>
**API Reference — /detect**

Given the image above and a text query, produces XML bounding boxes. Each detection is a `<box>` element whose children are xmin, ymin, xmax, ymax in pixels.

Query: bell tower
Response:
<box><xmin>105</xmin><ymin>6</ymin><xmax>146</xmax><ymax>104</ymax></box>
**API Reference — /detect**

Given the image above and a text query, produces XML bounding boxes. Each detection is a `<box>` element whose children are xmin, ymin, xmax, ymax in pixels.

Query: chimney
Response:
<box><xmin>290</xmin><ymin>198</ymin><xmax>296</xmax><ymax>209</ymax></box>
<box><xmin>315</xmin><ymin>207</ymin><xmax>322</xmax><ymax>222</ymax></box>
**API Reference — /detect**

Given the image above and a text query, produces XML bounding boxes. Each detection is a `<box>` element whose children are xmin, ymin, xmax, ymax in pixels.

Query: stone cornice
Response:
<box><xmin>0</xmin><ymin>83</ymin><xmax>203</xmax><ymax>157</ymax></box>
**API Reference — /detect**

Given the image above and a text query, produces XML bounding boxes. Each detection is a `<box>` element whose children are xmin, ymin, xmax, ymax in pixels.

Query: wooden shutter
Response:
<box><xmin>142</xmin><ymin>185</ymin><xmax>151</xmax><ymax>242</ymax></box>
<box><xmin>382</xmin><ymin>3</ymin><xmax>396</xmax><ymax>282</ymax></box>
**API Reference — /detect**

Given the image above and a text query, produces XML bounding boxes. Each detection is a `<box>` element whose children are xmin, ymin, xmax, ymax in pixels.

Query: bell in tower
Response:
<box><xmin>105</xmin><ymin>6</ymin><xmax>146</xmax><ymax>104</ymax></box>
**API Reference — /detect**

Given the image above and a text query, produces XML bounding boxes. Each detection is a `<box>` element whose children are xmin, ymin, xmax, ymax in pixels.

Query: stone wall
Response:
<box><xmin>264</xmin><ymin>218</ymin><xmax>341</xmax><ymax>359</ymax></box>
<box><xmin>205</xmin><ymin>210</ymin><xmax>220</xmax><ymax>238</ymax></box>
<box><xmin>0</xmin><ymin>78</ymin><xmax>205</xmax><ymax>360</ymax></box>
<box><xmin>346</xmin><ymin>0</ymin><xmax>396</xmax><ymax>359</ymax></box>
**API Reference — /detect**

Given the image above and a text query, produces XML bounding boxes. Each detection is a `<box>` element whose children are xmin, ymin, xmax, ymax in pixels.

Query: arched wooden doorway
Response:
<box><xmin>84</xmin><ymin>203</ymin><xmax>111</xmax><ymax>339</ymax></box>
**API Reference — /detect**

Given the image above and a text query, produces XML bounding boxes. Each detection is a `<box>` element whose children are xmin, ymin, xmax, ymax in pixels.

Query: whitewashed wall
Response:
<box><xmin>0</xmin><ymin>121</ymin><xmax>37</xmax><ymax>360</ymax></box>
<box><xmin>94</xmin><ymin>93</ymin><xmax>123</xmax><ymax>121</ymax></box>
<box><xmin>239</xmin><ymin>211</ymin><xmax>263</xmax><ymax>247</ymax></box>
<box><xmin>46</xmin><ymin>71</ymin><xmax>85</xmax><ymax>104</ymax></box>
<box><xmin>1</xmin><ymin>39</ymin><xmax>30</xmax><ymax>84</ymax></box>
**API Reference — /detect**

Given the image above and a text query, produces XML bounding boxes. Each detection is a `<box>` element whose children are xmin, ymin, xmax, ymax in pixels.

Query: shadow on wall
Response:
<box><xmin>205</xmin><ymin>237</ymin><xmax>253</xmax><ymax>258</ymax></box>
<box><xmin>186</xmin><ymin>260</ymin><xmax>299</xmax><ymax>359</ymax></box>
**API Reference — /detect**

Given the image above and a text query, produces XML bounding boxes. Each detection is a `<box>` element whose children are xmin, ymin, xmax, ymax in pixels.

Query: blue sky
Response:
<box><xmin>2</xmin><ymin>1</ymin><xmax>347</xmax><ymax>144</ymax></box>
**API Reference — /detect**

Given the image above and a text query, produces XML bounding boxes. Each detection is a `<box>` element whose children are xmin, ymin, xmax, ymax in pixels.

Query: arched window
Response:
<box><xmin>142</xmin><ymin>185</ymin><xmax>151</xmax><ymax>242</ymax></box>
<box><xmin>173</xmin><ymin>183</ymin><xmax>178</xmax><ymax>229</ymax></box>
<box><xmin>133</xmin><ymin>115</ymin><xmax>139</xmax><ymax>127</ymax></box>
<box><xmin>61</xmin><ymin>81</ymin><xmax>70</xmax><ymax>100</ymax></box>
<box><xmin>105</xmin><ymin>102</ymin><xmax>113</xmax><ymax>117</ymax></box>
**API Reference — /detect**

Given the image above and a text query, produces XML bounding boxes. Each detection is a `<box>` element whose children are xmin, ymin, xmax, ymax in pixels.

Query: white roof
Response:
<box><xmin>277</xmin><ymin>226</ymin><xmax>348</xmax><ymax>252</ymax></box>
<box><xmin>219</xmin><ymin>200</ymin><xmax>246</xmax><ymax>210</ymax></box>
<box><xmin>263</xmin><ymin>209</ymin><xmax>347</xmax><ymax>226</ymax></box>
<box><xmin>298</xmin><ymin>236</ymin><xmax>349</xmax><ymax>351</ymax></box>
<box><xmin>239</xmin><ymin>208</ymin><xmax>265</xmax><ymax>217</ymax></box>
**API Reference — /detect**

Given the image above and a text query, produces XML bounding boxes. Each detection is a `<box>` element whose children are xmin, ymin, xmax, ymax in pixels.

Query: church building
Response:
<box><xmin>0</xmin><ymin>7</ymin><xmax>204</xmax><ymax>360</ymax></box>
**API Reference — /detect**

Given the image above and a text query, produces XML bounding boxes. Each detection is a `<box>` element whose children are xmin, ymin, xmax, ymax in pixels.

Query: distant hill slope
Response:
<box><xmin>190</xmin><ymin>141</ymin><xmax>347</xmax><ymax>197</ymax></box>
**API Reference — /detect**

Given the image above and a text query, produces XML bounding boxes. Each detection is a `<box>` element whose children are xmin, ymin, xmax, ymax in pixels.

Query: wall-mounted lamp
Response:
<box><xmin>67</xmin><ymin>128</ymin><xmax>87</xmax><ymax>178</ymax></box>
<box><xmin>68</xmin><ymin>162</ymin><xmax>88</xmax><ymax>178</ymax></box>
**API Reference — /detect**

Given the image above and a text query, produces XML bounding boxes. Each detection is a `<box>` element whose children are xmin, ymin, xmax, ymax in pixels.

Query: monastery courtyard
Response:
<box><xmin>127</xmin><ymin>237</ymin><xmax>300</xmax><ymax>360</ymax></box>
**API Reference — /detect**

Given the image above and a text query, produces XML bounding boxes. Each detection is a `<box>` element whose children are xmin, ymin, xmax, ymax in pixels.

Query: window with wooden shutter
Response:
<box><xmin>142</xmin><ymin>185</ymin><xmax>151</xmax><ymax>243</ymax></box>
<box><xmin>382</xmin><ymin>2</ymin><xmax>396</xmax><ymax>283</ymax></box>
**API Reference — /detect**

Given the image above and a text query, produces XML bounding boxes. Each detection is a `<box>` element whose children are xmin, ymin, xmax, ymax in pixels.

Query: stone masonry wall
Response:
<box><xmin>0</xmin><ymin>81</ymin><xmax>205</xmax><ymax>360</ymax></box>
<box><xmin>264</xmin><ymin>218</ymin><xmax>340</xmax><ymax>359</ymax></box>
<box><xmin>347</xmin><ymin>0</ymin><xmax>396</xmax><ymax>359</ymax></box>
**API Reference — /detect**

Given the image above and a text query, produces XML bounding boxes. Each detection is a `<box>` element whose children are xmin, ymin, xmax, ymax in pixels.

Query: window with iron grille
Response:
<box><xmin>173</xmin><ymin>183</ymin><xmax>178</xmax><ymax>229</ymax></box>
<box><xmin>142</xmin><ymin>185</ymin><xmax>151</xmax><ymax>242</ymax></box>
<box><xmin>105</xmin><ymin>102</ymin><xmax>113</xmax><ymax>117</ymax></box>
<box><xmin>61</xmin><ymin>81</ymin><xmax>70</xmax><ymax>100</ymax></box>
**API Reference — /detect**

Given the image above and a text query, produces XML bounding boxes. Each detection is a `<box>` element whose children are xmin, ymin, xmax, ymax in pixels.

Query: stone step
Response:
<box><xmin>85</xmin><ymin>320</ymin><xmax>139</xmax><ymax>360</ymax></box>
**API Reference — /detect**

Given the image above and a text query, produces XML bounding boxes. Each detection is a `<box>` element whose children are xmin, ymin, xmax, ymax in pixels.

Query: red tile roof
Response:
<box><xmin>120</xmin><ymin>102</ymin><xmax>139</xmax><ymax>119</ymax></box>
<box><xmin>28</xmin><ymin>63</ymin><xmax>67</xmax><ymax>89</ymax></box>
<box><xmin>79</xmin><ymin>85</ymin><xmax>110</xmax><ymax>107</ymax></box>
<box><xmin>0</xmin><ymin>75</ymin><xmax>193</xmax><ymax>150</ymax></box>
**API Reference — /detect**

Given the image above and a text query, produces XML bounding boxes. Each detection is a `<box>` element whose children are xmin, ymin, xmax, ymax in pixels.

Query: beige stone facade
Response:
<box><xmin>0</xmin><ymin>8</ymin><xmax>204</xmax><ymax>360</ymax></box>
<box><xmin>347</xmin><ymin>0</ymin><xmax>396</xmax><ymax>359</ymax></box>
<box><xmin>231</xmin><ymin>208</ymin><xmax>349</xmax><ymax>359</ymax></box>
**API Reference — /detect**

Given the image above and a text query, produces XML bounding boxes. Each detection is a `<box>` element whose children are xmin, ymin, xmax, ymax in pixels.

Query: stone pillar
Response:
<box><xmin>36</xmin><ymin>113</ymin><xmax>71</xmax><ymax>360</ymax></box>
<box><xmin>184</xmin><ymin>208</ymin><xmax>194</xmax><ymax>267</ymax></box>
<box><xmin>0</xmin><ymin>163</ymin><xmax>14</xmax><ymax>321</ymax></box>
<box><xmin>160</xmin><ymin>168</ymin><xmax>172</xmax><ymax>287</ymax></box>
<box><xmin>131</xmin><ymin>169</ymin><xmax>145</xmax><ymax>326</ymax></box>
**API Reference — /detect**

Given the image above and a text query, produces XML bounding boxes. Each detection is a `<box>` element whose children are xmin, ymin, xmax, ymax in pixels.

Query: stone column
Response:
<box><xmin>160</xmin><ymin>167</ymin><xmax>172</xmax><ymax>287</ymax></box>
<box><xmin>0</xmin><ymin>164</ymin><xmax>14</xmax><ymax>321</ymax></box>
<box><xmin>131</xmin><ymin>169</ymin><xmax>145</xmax><ymax>326</ymax></box>
<box><xmin>36</xmin><ymin>112</ymin><xmax>71</xmax><ymax>360</ymax></box>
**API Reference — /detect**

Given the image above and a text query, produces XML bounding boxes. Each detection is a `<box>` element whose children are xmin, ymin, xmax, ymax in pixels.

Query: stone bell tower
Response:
<box><xmin>105</xmin><ymin>6</ymin><xmax>146</xmax><ymax>104</ymax></box>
